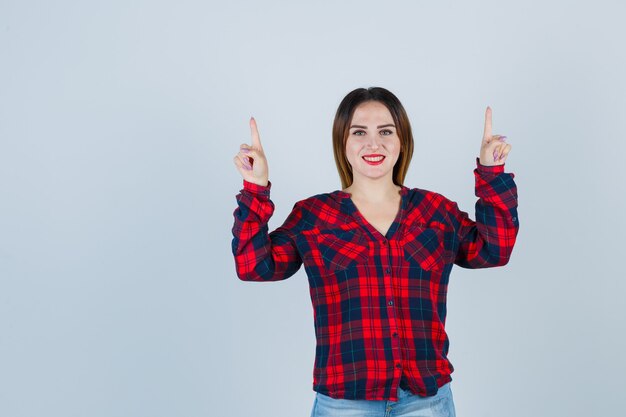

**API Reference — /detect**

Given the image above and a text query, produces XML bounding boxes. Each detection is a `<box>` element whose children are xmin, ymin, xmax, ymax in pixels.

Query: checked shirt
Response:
<box><xmin>231</xmin><ymin>157</ymin><xmax>519</xmax><ymax>401</ymax></box>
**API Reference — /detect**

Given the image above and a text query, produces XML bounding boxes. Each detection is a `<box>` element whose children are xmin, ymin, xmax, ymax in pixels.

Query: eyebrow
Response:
<box><xmin>349</xmin><ymin>124</ymin><xmax>396</xmax><ymax>129</ymax></box>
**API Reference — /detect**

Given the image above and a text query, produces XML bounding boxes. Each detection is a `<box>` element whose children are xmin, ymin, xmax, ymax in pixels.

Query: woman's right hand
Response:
<box><xmin>233</xmin><ymin>117</ymin><xmax>269</xmax><ymax>187</ymax></box>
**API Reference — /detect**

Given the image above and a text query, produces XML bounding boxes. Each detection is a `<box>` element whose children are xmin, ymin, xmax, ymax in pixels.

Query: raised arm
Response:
<box><xmin>231</xmin><ymin>118</ymin><xmax>303</xmax><ymax>281</ymax></box>
<box><xmin>450</xmin><ymin>107</ymin><xmax>519</xmax><ymax>268</ymax></box>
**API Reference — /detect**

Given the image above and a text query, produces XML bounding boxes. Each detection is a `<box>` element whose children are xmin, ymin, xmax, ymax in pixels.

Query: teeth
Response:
<box><xmin>363</xmin><ymin>156</ymin><xmax>384</xmax><ymax>162</ymax></box>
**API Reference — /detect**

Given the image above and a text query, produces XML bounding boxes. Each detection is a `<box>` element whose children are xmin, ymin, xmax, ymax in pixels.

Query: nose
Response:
<box><xmin>366</xmin><ymin>134</ymin><xmax>381</xmax><ymax>149</ymax></box>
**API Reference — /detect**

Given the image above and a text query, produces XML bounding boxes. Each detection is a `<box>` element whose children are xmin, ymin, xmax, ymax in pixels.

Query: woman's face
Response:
<box><xmin>345</xmin><ymin>101</ymin><xmax>401</xmax><ymax>184</ymax></box>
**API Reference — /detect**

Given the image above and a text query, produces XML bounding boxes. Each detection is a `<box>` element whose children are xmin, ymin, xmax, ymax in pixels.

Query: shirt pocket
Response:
<box><xmin>315</xmin><ymin>228</ymin><xmax>369</xmax><ymax>272</ymax></box>
<box><xmin>402</xmin><ymin>222</ymin><xmax>451</xmax><ymax>271</ymax></box>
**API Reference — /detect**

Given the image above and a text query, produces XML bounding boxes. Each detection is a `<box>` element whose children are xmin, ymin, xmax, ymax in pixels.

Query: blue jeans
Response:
<box><xmin>310</xmin><ymin>383</ymin><xmax>456</xmax><ymax>417</ymax></box>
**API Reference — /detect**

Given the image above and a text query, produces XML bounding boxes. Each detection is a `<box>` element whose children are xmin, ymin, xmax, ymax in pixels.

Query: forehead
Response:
<box><xmin>350</xmin><ymin>101</ymin><xmax>394</xmax><ymax>125</ymax></box>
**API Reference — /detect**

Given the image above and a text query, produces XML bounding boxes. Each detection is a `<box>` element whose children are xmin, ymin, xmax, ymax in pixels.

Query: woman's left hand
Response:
<box><xmin>479</xmin><ymin>106</ymin><xmax>512</xmax><ymax>166</ymax></box>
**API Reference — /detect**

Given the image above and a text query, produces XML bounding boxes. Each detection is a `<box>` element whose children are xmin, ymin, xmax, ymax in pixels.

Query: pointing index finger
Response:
<box><xmin>483</xmin><ymin>106</ymin><xmax>492</xmax><ymax>140</ymax></box>
<box><xmin>250</xmin><ymin>117</ymin><xmax>263</xmax><ymax>149</ymax></box>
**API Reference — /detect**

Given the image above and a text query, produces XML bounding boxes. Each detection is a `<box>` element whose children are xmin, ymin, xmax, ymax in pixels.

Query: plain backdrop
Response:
<box><xmin>1</xmin><ymin>1</ymin><xmax>625</xmax><ymax>416</ymax></box>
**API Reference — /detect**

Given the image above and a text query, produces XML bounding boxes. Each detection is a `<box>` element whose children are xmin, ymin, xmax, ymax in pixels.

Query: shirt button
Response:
<box><xmin>393</xmin><ymin>332</ymin><xmax>398</xmax><ymax>337</ymax></box>
<box><xmin>395</xmin><ymin>363</ymin><xmax>402</xmax><ymax>369</ymax></box>
<box><xmin>386</xmin><ymin>267</ymin><xmax>391</xmax><ymax>274</ymax></box>
<box><xmin>388</xmin><ymin>300</ymin><xmax>394</xmax><ymax>306</ymax></box>
<box><xmin>512</xmin><ymin>216</ymin><xmax>517</xmax><ymax>221</ymax></box>
<box><xmin>381</xmin><ymin>239</ymin><xmax>387</xmax><ymax>245</ymax></box>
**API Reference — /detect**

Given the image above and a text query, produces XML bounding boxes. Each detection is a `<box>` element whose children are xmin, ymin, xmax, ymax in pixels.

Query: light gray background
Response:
<box><xmin>1</xmin><ymin>1</ymin><xmax>625</xmax><ymax>416</ymax></box>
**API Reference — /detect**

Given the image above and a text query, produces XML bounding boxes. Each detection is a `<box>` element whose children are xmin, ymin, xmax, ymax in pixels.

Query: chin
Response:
<box><xmin>356</xmin><ymin>171</ymin><xmax>393</xmax><ymax>181</ymax></box>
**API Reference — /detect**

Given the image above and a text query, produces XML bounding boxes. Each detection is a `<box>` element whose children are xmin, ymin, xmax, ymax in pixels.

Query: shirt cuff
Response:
<box><xmin>475</xmin><ymin>157</ymin><xmax>505</xmax><ymax>174</ymax></box>
<box><xmin>243</xmin><ymin>179</ymin><xmax>272</xmax><ymax>199</ymax></box>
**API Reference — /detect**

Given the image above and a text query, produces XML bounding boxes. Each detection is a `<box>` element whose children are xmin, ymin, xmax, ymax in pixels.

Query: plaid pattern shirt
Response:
<box><xmin>231</xmin><ymin>157</ymin><xmax>519</xmax><ymax>401</ymax></box>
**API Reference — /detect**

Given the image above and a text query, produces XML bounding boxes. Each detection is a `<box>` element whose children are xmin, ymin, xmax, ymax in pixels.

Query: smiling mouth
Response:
<box><xmin>362</xmin><ymin>155</ymin><xmax>385</xmax><ymax>165</ymax></box>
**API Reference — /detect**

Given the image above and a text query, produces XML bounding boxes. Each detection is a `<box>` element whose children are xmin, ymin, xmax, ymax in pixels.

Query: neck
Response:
<box><xmin>345</xmin><ymin>174</ymin><xmax>401</xmax><ymax>203</ymax></box>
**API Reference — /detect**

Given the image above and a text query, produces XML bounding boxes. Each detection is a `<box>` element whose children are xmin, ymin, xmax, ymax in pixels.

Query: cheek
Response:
<box><xmin>345</xmin><ymin>141</ymin><xmax>360</xmax><ymax>160</ymax></box>
<box><xmin>390</xmin><ymin>139</ymin><xmax>402</xmax><ymax>162</ymax></box>
<box><xmin>386</xmin><ymin>137</ymin><xmax>400</xmax><ymax>151</ymax></box>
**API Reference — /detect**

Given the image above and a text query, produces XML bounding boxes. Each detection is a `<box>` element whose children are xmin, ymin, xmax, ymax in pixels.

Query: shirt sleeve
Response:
<box><xmin>448</xmin><ymin>157</ymin><xmax>519</xmax><ymax>269</ymax></box>
<box><xmin>231</xmin><ymin>179</ymin><xmax>304</xmax><ymax>281</ymax></box>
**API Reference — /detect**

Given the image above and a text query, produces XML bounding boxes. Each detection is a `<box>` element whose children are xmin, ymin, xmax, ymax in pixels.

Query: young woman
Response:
<box><xmin>231</xmin><ymin>87</ymin><xmax>518</xmax><ymax>416</ymax></box>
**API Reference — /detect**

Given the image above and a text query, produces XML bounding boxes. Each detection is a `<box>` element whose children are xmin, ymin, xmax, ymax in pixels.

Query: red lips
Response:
<box><xmin>362</xmin><ymin>154</ymin><xmax>385</xmax><ymax>165</ymax></box>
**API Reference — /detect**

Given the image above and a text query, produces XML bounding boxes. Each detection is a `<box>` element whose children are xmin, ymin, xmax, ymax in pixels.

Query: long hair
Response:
<box><xmin>332</xmin><ymin>87</ymin><xmax>414</xmax><ymax>189</ymax></box>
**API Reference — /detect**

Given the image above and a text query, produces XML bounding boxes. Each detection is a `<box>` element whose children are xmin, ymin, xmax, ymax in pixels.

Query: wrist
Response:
<box><xmin>244</xmin><ymin>179</ymin><xmax>269</xmax><ymax>187</ymax></box>
<box><xmin>243</xmin><ymin>179</ymin><xmax>271</xmax><ymax>196</ymax></box>
<box><xmin>475</xmin><ymin>157</ymin><xmax>505</xmax><ymax>173</ymax></box>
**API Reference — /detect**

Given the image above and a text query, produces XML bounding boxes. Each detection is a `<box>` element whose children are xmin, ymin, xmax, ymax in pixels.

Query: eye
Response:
<box><xmin>352</xmin><ymin>130</ymin><xmax>366</xmax><ymax>136</ymax></box>
<box><xmin>380</xmin><ymin>129</ymin><xmax>394</xmax><ymax>136</ymax></box>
